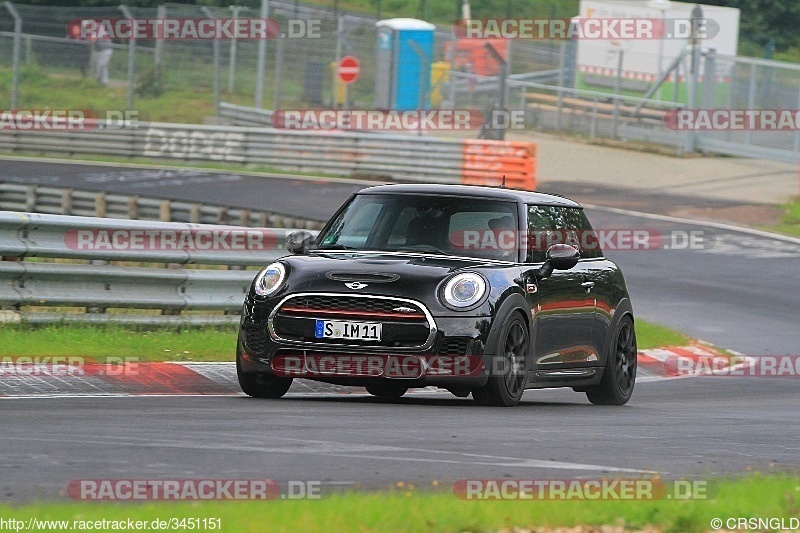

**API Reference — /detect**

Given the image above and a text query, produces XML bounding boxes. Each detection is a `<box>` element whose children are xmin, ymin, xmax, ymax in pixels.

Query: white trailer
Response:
<box><xmin>574</xmin><ymin>0</ymin><xmax>740</xmax><ymax>100</ymax></box>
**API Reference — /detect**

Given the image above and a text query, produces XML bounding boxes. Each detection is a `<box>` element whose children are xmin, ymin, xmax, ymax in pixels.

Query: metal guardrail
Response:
<box><xmin>0</xmin><ymin>211</ymin><xmax>315</xmax><ymax>323</ymax></box>
<box><xmin>0</xmin><ymin>121</ymin><xmax>467</xmax><ymax>183</ymax></box>
<box><xmin>218</xmin><ymin>103</ymin><xmax>274</xmax><ymax>127</ymax></box>
<box><xmin>0</xmin><ymin>183</ymin><xmax>325</xmax><ymax>229</ymax></box>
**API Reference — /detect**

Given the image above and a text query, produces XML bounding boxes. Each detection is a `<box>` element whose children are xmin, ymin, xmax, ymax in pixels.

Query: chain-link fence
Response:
<box><xmin>3</xmin><ymin>1</ymin><xmax>800</xmax><ymax>162</ymax></box>
<box><xmin>0</xmin><ymin>1</ymin><xmax>564</xmax><ymax>114</ymax></box>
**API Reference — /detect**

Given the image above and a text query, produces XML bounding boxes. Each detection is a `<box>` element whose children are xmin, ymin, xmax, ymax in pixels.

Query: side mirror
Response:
<box><xmin>285</xmin><ymin>230</ymin><xmax>315</xmax><ymax>255</ymax></box>
<box><xmin>536</xmin><ymin>244</ymin><xmax>580</xmax><ymax>279</ymax></box>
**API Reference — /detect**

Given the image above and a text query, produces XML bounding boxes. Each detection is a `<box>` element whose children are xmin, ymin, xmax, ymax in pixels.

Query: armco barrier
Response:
<box><xmin>0</xmin><ymin>211</ymin><xmax>298</xmax><ymax>265</ymax></box>
<box><xmin>0</xmin><ymin>211</ymin><xmax>316</xmax><ymax>322</ymax></box>
<box><xmin>0</xmin><ymin>183</ymin><xmax>325</xmax><ymax>229</ymax></box>
<box><xmin>0</xmin><ymin>121</ymin><xmax>536</xmax><ymax>189</ymax></box>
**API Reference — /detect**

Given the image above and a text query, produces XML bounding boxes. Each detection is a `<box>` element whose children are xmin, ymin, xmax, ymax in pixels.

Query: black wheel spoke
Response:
<box><xmin>614</xmin><ymin>323</ymin><xmax>636</xmax><ymax>393</ymax></box>
<box><xmin>502</xmin><ymin>321</ymin><xmax>527</xmax><ymax>396</ymax></box>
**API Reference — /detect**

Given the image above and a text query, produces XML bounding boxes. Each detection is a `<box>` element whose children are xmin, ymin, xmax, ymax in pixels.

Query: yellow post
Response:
<box><xmin>330</xmin><ymin>61</ymin><xmax>346</xmax><ymax>107</ymax></box>
<box><xmin>430</xmin><ymin>61</ymin><xmax>450</xmax><ymax>108</ymax></box>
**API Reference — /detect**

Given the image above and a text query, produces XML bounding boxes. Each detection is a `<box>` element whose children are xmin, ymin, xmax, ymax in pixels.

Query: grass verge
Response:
<box><xmin>1</xmin><ymin>473</ymin><xmax>798</xmax><ymax>533</ymax></box>
<box><xmin>0</xmin><ymin>318</ymin><xmax>689</xmax><ymax>362</ymax></box>
<box><xmin>763</xmin><ymin>196</ymin><xmax>800</xmax><ymax>238</ymax></box>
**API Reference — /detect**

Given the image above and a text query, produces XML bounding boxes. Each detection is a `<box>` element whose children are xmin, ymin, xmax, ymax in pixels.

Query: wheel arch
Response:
<box><xmin>603</xmin><ymin>297</ymin><xmax>635</xmax><ymax>365</ymax></box>
<box><xmin>485</xmin><ymin>292</ymin><xmax>532</xmax><ymax>360</ymax></box>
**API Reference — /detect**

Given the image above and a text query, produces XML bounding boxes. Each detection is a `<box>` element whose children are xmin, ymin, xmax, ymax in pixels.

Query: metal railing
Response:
<box><xmin>0</xmin><ymin>182</ymin><xmax>325</xmax><ymax>229</ymax></box>
<box><xmin>218</xmin><ymin>102</ymin><xmax>274</xmax><ymax>127</ymax></box>
<box><xmin>0</xmin><ymin>121</ymin><xmax>468</xmax><ymax>183</ymax></box>
<box><xmin>0</xmin><ymin>211</ymin><xmax>314</xmax><ymax>323</ymax></box>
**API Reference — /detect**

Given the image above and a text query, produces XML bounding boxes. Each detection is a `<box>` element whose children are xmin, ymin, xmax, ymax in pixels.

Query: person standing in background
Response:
<box><xmin>92</xmin><ymin>26</ymin><xmax>113</xmax><ymax>86</ymax></box>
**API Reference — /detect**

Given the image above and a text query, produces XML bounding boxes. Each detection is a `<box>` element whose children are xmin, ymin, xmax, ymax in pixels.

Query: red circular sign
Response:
<box><xmin>338</xmin><ymin>56</ymin><xmax>360</xmax><ymax>84</ymax></box>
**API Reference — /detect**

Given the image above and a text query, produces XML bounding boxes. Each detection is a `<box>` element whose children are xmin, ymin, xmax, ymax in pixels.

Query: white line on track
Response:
<box><xmin>584</xmin><ymin>203</ymin><xmax>800</xmax><ymax>245</ymax></box>
<box><xmin>0</xmin><ymin>433</ymin><xmax>655</xmax><ymax>474</ymax></box>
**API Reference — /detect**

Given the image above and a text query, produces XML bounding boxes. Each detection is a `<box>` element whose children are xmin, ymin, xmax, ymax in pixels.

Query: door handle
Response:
<box><xmin>580</xmin><ymin>281</ymin><xmax>595</xmax><ymax>290</ymax></box>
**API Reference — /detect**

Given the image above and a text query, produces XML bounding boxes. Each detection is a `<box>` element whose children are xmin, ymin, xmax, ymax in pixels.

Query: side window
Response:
<box><xmin>566</xmin><ymin>208</ymin><xmax>603</xmax><ymax>258</ymax></box>
<box><xmin>526</xmin><ymin>205</ymin><xmax>555</xmax><ymax>263</ymax></box>
<box><xmin>526</xmin><ymin>205</ymin><xmax>602</xmax><ymax>262</ymax></box>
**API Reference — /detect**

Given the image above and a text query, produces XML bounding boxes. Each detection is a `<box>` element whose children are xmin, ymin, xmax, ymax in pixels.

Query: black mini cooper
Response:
<box><xmin>237</xmin><ymin>184</ymin><xmax>636</xmax><ymax>407</ymax></box>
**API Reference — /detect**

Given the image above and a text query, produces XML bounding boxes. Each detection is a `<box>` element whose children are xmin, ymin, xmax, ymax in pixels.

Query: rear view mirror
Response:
<box><xmin>536</xmin><ymin>244</ymin><xmax>580</xmax><ymax>279</ymax></box>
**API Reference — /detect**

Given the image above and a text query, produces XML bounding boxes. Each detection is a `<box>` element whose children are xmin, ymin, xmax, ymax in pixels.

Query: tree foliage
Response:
<box><xmin>701</xmin><ymin>0</ymin><xmax>799</xmax><ymax>50</ymax></box>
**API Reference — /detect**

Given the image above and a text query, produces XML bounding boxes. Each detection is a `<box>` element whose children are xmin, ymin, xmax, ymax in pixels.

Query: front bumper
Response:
<box><xmin>238</xmin><ymin>296</ymin><xmax>493</xmax><ymax>388</ymax></box>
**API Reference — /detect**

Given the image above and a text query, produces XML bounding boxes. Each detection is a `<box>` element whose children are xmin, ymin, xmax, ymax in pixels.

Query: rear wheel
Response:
<box><xmin>365</xmin><ymin>382</ymin><xmax>408</xmax><ymax>399</ymax></box>
<box><xmin>472</xmin><ymin>312</ymin><xmax>529</xmax><ymax>407</ymax></box>
<box><xmin>586</xmin><ymin>315</ymin><xmax>636</xmax><ymax>406</ymax></box>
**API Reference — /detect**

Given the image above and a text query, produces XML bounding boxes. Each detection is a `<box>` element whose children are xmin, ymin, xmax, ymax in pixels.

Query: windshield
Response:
<box><xmin>315</xmin><ymin>194</ymin><xmax>520</xmax><ymax>261</ymax></box>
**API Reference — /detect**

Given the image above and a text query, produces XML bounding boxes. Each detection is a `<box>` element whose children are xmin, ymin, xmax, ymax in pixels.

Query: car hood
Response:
<box><xmin>275</xmin><ymin>251</ymin><xmax>505</xmax><ymax>300</ymax></box>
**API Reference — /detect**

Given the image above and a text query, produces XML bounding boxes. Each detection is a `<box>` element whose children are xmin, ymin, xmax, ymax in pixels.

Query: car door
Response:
<box><xmin>521</xmin><ymin>205</ymin><xmax>599</xmax><ymax>370</ymax></box>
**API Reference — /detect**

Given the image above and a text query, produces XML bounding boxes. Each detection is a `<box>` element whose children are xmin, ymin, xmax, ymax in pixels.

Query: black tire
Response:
<box><xmin>365</xmin><ymin>382</ymin><xmax>408</xmax><ymax>399</ymax></box>
<box><xmin>586</xmin><ymin>315</ymin><xmax>636</xmax><ymax>406</ymax></box>
<box><xmin>472</xmin><ymin>312</ymin><xmax>529</xmax><ymax>407</ymax></box>
<box><xmin>236</xmin><ymin>343</ymin><xmax>292</xmax><ymax>399</ymax></box>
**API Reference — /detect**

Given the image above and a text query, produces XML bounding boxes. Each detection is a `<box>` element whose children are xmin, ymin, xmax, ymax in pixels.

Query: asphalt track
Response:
<box><xmin>1</xmin><ymin>159</ymin><xmax>799</xmax><ymax>502</ymax></box>
<box><xmin>2</xmin><ymin>378</ymin><xmax>799</xmax><ymax>502</ymax></box>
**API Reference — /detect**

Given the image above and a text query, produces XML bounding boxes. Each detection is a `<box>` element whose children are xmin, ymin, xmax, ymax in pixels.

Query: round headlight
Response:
<box><xmin>253</xmin><ymin>262</ymin><xmax>286</xmax><ymax>297</ymax></box>
<box><xmin>441</xmin><ymin>273</ymin><xmax>488</xmax><ymax>309</ymax></box>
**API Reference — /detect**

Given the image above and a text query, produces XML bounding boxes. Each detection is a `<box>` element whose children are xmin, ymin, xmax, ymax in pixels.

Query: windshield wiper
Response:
<box><xmin>315</xmin><ymin>244</ymin><xmax>351</xmax><ymax>250</ymax></box>
<box><xmin>394</xmin><ymin>245</ymin><xmax>447</xmax><ymax>255</ymax></box>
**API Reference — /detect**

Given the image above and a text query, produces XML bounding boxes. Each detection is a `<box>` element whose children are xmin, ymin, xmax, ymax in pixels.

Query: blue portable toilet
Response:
<box><xmin>374</xmin><ymin>18</ymin><xmax>435</xmax><ymax>110</ymax></box>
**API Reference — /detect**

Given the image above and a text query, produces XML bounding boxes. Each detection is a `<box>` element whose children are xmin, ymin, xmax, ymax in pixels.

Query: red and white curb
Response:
<box><xmin>0</xmin><ymin>347</ymin><xmax>747</xmax><ymax>398</ymax></box>
<box><xmin>638</xmin><ymin>344</ymin><xmax>753</xmax><ymax>382</ymax></box>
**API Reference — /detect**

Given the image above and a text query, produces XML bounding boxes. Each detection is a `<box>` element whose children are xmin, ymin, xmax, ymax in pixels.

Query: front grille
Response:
<box><xmin>270</xmin><ymin>294</ymin><xmax>434</xmax><ymax>348</ymax></box>
<box><xmin>278</xmin><ymin>295</ymin><xmax>427</xmax><ymax>321</ymax></box>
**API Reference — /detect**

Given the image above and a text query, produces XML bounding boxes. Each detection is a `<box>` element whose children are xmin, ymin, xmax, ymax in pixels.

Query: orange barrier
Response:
<box><xmin>461</xmin><ymin>139</ymin><xmax>537</xmax><ymax>190</ymax></box>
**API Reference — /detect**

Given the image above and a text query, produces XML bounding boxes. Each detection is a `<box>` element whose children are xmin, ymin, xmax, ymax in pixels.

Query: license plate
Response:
<box><xmin>315</xmin><ymin>319</ymin><xmax>382</xmax><ymax>341</ymax></box>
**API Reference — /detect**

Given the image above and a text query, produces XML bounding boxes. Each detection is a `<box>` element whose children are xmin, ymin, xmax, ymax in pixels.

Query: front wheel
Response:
<box><xmin>236</xmin><ymin>343</ymin><xmax>292</xmax><ymax>399</ymax></box>
<box><xmin>472</xmin><ymin>312</ymin><xmax>529</xmax><ymax>407</ymax></box>
<box><xmin>586</xmin><ymin>315</ymin><xmax>636</xmax><ymax>406</ymax></box>
<box><xmin>365</xmin><ymin>382</ymin><xmax>408</xmax><ymax>399</ymax></box>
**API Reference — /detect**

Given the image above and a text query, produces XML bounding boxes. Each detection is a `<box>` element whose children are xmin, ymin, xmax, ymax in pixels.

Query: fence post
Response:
<box><xmin>612</xmin><ymin>49</ymin><xmax>623</xmax><ymax>139</ymax></box>
<box><xmin>556</xmin><ymin>40</ymin><xmax>566</xmax><ymax>132</ymax></box>
<box><xmin>745</xmin><ymin>62</ymin><xmax>757</xmax><ymax>148</ymax></box>
<box><xmin>154</xmin><ymin>5</ymin><xmax>166</xmax><ymax>89</ymax></box>
<box><xmin>701</xmin><ymin>48</ymin><xmax>716</xmax><ymax>110</ymax></box>
<box><xmin>483</xmin><ymin>42</ymin><xmax>507</xmax><ymax>140</ymax></box>
<box><xmin>4</xmin><ymin>2</ymin><xmax>22</xmax><ymax>109</ymax></box>
<box><xmin>335</xmin><ymin>15</ymin><xmax>344</xmax><ymax>109</ymax></box>
<box><xmin>254</xmin><ymin>0</ymin><xmax>269</xmax><ymax>108</ymax></box>
<box><xmin>201</xmin><ymin>7</ymin><xmax>221</xmax><ymax>116</ymax></box>
<box><xmin>119</xmin><ymin>5</ymin><xmax>136</xmax><ymax>110</ymax></box>
<box><xmin>228</xmin><ymin>5</ymin><xmax>243</xmax><ymax>93</ymax></box>
<box><xmin>274</xmin><ymin>36</ymin><xmax>284</xmax><ymax>110</ymax></box>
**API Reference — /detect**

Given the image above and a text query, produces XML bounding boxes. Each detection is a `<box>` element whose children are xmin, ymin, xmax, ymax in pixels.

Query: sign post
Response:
<box><xmin>338</xmin><ymin>56</ymin><xmax>359</xmax><ymax>110</ymax></box>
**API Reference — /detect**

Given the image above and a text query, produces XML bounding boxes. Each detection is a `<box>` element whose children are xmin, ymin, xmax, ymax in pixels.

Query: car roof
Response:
<box><xmin>357</xmin><ymin>183</ymin><xmax>582</xmax><ymax>208</ymax></box>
